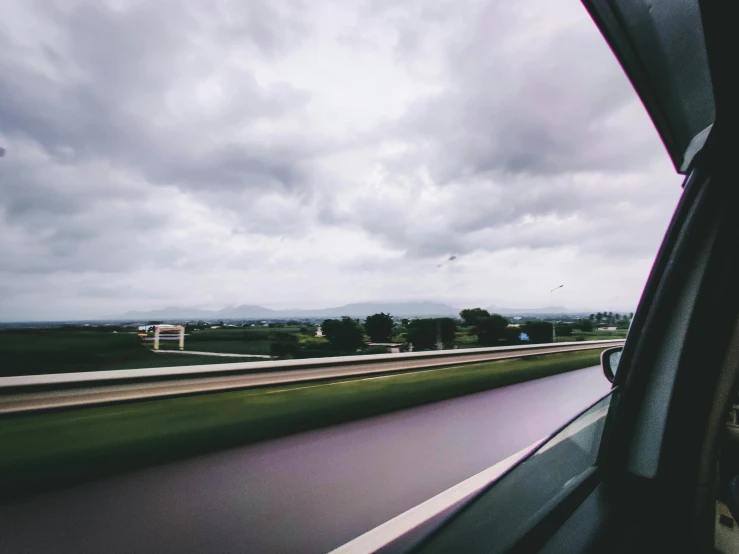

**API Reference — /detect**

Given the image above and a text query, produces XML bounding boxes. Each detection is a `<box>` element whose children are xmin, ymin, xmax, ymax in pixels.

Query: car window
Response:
<box><xmin>0</xmin><ymin>0</ymin><xmax>686</xmax><ymax>551</ymax></box>
<box><xmin>416</xmin><ymin>393</ymin><xmax>612</xmax><ymax>553</ymax></box>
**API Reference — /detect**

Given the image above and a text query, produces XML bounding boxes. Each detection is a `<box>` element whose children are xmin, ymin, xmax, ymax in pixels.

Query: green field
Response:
<box><xmin>160</xmin><ymin>339</ymin><xmax>272</xmax><ymax>355</ymax></box>
<box><xmin>0</xmin><ymin>326</ymin><xmax>309</xmax><ymax>377</ymax></box>
<box><xmin>0</xmin><ymin>349</ymin><xmax>602</xmax><ymax>498</ymax></box>
<box><xmin>0</xmin><ymin>329</ymin><xmax>269</xmax><ymax>377</ymax></box>
<box><xmin>189</xmin><ymin>327</ymin><xmax>302</xmax><ymax>339</ymax></box>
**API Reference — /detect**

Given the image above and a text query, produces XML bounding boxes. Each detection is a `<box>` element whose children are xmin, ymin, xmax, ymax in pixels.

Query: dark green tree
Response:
<box><xmin>459</xmin><ymin>308</ymin><xmax>491</xmax><ymax>327</ymax></box>
<box><xmin>523</xmin><ymin>321</ymin><xmax>554</xmax><ymax>343</ymax></box>
<box><xmin>321</xmin><ymin>317</ymin><xmax>366</xmax><ymax>351</ymax></box>
<box><xmin>504</xmin><ymin>326</ymin><xmax>523</xmax><ymax>344</ymax></box>
<box><xmin>364</xmin><ymin>312</ymin><xmax>394</xmax><ymax>342</ymax></box>
<box><xmin>363</xmin><ymin>345</ymin><xmax>391</xmax><ymax>355</ymax></box>
<box><xmin>407</xmin><ymin>318</ymin><xmax>457</xmax><ymax>350</ymax></box>
<box><xmin>243</xmin><ymin>330</ymin><xmax>263</xmax><ymax>341</ymax></box>
<box><xmin>270</xmin><ymin>333</ymin><xmax>300</xmax><ymax>357</ymax></box>
<box><xmin>475</xmin><ymin>314</ymin><xmax>509</xmax><ymax>345</ymax></box>
<box><xmin>616</xmin><ymin>318</ymin><xmax>631</xmax><ymax>329</ymax></box>
<box><xmin>575</xmin><ymin>318</ymin><xmax>594</xmax><ymax>332</ymax></box>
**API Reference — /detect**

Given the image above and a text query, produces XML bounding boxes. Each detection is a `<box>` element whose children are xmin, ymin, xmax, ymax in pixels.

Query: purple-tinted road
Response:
<box><xmin>0</xmin><ymin>366</ymin><xmax>610</xmax><ymax>554</ymax></box>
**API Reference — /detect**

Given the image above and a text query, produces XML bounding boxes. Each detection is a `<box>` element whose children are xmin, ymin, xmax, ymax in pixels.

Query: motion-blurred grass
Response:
<box><xmin>178</xmin><ymin>339</ymin><xmax>272</xmax><ymax>355</ymax></box>
<box><xmin>0</xmin><ymin>350</ymin><xmax>601</xmax><ymax>498</ymax></box>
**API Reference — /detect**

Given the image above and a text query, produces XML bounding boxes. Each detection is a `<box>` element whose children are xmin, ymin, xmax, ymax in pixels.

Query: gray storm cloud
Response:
<box><xmin>0</xmin><ymin>0</ymin><xmax>681</xmax><ymax>319</ymax></box>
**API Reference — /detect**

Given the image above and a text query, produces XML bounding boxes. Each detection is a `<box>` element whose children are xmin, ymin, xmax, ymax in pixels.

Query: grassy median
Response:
<box><xmin>0</xmin><ymin>350</ymin><xmax>601</xmax><ymax>499</ymax></box>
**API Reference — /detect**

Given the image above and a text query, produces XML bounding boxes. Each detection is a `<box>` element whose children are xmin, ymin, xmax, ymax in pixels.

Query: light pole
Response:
<box><xmin>550</xmin><ymin>285</ymin><xmax>564</xmax><ymax>343</ymax></box>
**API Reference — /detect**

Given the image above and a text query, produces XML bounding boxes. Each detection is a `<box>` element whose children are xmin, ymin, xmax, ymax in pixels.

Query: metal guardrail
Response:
<box><xmin>0</xmin><ymin>339</ymin><xmax>624</xmax><ymax>389</ymax></box>
<box><xmin>0</xmin><ymin>340</ymin><xmax>624</xmax><ymax>414</ymax></box>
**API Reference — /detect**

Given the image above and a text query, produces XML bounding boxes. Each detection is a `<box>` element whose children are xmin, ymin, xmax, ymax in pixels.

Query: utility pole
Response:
<box><xmin>550</xmin><ymin>285</ymin><xmax>564</xmax><ymax>343</ymax></box>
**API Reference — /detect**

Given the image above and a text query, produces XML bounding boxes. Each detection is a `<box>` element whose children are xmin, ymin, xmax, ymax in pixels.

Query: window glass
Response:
<box><xmin>417</xmin><ymin>393</ymin><xmax>612</xmax><ymax>554</ymax></box>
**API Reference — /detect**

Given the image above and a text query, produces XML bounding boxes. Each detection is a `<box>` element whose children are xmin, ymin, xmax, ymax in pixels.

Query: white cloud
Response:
<box><xmin>0</xmin><ymin>0</ymin><xmax>683</xmax><ymax>320</ymax></box>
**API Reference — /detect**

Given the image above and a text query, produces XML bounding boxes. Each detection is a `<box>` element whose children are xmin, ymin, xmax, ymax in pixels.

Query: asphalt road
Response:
<box><xmin>0</xmin><ymin>365</ymin><xmax>611</xmax><ymax>554</ymax></box>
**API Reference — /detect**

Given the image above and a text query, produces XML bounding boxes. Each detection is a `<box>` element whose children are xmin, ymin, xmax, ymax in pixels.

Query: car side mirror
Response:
<box><xmin>601</xmin><ymin>346</ymin><xmax>622</xmax><ymax>383</ymax></box>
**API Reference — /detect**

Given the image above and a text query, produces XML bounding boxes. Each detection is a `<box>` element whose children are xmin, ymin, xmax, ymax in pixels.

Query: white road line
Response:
<box><xmin>262</xmin><ymin>365</ymin><xmax>467</xmax><ymax>395</ymax></box>
<box><xmin>327</xmin><ymin>439</ymin><xmax>545</xmax><ymax>554</ymax></box>
<box><xmin>262</xmin><ymin>383</ymin><xmax>329</xmax><ymax>395</ymax></box>
<box><xmin>261</xmin><ymin>370</ymin><xmax>441</xmax><ymax>395</ymax></box>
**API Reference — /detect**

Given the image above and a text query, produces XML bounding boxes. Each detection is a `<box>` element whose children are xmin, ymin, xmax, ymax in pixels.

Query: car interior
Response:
<box><xmin>716</xmin><ymin>389</ymin><xmax>739</xmax><ymax>553</ymax></box>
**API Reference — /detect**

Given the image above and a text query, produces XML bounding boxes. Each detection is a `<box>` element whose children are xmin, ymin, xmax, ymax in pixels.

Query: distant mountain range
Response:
<box><xmin>486</xmin><ymin>305</ymin><xmax>568</xmax><ymax>315</ymax></box>
<box><xmin>117</xmin><ymin>301</ymin><xmax>574</xmax><ymax>321</ymax></box>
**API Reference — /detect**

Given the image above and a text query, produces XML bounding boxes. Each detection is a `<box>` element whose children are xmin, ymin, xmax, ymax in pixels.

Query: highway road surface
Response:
<box><xmin>0</xmin><ymin>365</ymin><xmax>611</xmax><ymax>554</ymax></box>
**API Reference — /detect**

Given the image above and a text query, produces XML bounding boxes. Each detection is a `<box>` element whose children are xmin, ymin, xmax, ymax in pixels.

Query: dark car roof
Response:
<box><xmin>583</xmin><ymin>0</ymin><xmax>714</xmax><ymax>174</ymax></box>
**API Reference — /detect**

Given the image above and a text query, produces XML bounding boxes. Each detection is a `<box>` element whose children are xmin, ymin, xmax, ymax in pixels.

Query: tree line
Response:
<box><xmin>319</xmin><ymin>314</ymin><xmax>458</xmax><ymax>352</ymax></box>
<box><xmin>315</xmin><ymin>307</ymin><xmax>631</xmax><ymax>354</ymax></box>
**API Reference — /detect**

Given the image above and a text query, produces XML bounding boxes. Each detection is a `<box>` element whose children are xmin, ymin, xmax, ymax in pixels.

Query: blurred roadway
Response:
<box><xmin>0</xmin><ymin>365</ymin><xmax>610</xmax><ymax>554</ymax></box>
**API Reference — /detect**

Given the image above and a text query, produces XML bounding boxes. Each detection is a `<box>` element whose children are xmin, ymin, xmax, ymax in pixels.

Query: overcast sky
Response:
<box><xmin>0</xmin><ymin>0</ymin><xmax>683</xmax><ymax>320</ymax></box>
